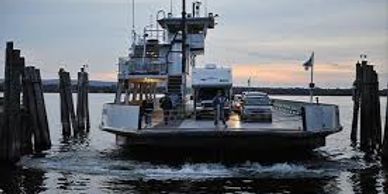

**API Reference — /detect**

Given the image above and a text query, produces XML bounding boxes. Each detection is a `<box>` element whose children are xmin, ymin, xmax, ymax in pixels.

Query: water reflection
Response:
<box><xmin>58</xmin><ymin>131</ymin><xmax>90</xmax><ymax>153</ymax></box>
<box><xmin>56</xmin><ymin>172</ymin><xmax>91</xmax><ymax>191</ymax></box>
<box><xmin>101</xmin><ymin>177</ymin><xmax>341</xmax><ymax>193</ymax></box>
<box><xmin>1</xmin><ymin>95</ymin><xmax>387</xmax><ymax>193</ymax></box>
<box><xmin>0</xmin><ymin>165</ymin><xmax>46</xmax><ymax>193</ymax></box>
<box><xmin>351</xmin><ymin>166</ymin><xmax>381</xmax><ymax>194</ymax></box>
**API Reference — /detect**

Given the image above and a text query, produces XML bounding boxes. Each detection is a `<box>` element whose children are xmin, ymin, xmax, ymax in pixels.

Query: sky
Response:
<box><xmin>0</xmin><ymin>0</ymin><xmax>387</xmax><ymax>88</ymax></box>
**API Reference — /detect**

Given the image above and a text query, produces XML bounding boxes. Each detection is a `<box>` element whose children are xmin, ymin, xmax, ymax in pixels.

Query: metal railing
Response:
<box><xmin>272</xmin><ymin>99</ymin><xmax>305</xmax><ymax>115</ymax></box>
<box><xmin>128</xmin><ymin>61</ymin><xmax>168</xmax><ymax>75</ymax></box>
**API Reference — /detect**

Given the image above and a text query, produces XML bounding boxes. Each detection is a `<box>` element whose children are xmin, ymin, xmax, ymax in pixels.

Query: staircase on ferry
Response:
<box><xmin>167</xmin><ymin>75</ymin><xmax>182</xmax><ymax>97</ymax></box>
<box><xmin>167</xmin><ymin>75</ymin><xmax>184</xmax><ymax>117</ymax></box>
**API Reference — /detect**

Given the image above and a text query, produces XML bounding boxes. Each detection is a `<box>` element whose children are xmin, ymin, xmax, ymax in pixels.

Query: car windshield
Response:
<box><xmin>244</xmin><ymin>97</ymin><xmax>270</xmax><ymax>105</ymax></box>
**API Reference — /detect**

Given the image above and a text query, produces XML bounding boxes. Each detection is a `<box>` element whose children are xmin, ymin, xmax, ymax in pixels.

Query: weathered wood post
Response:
<box><xmin>33</xmin><ymin>68</ymin><xmax>51</xmax><ymax>151</ymax></box>
<box><xmin>19</xmin><ymin>57</ymin><xmax>33</xmax><ymax>155</ymax></box>
<box><xmin>1</xmin><ymin>42</ymin><xmax>51</xmax><ymax>163</ymax></box>
<box><xmin>386</xmin><ymin>84</ymin><xmax>388</xmax><ymax>139</ymax></box>
<box><xmin>59</xmin><ymin>69</ymin><xmax>78</xmax><ymax>135</ymax></box>
<box><xmin>59</xmin><ymin>69</ymin><xmax>71</xmax><ymax>136</ymax></box>
<box><xmin>9</xmin><ymin>48</ymin><xmax>21</xmax><ymax>162</ymax></box>
<box><xmin>372</xmin><ymin>70</ymin><xmax>382</xmax><ymax>148</ymax></box>
<box><xmin>83</xmin><ymin>71</ymin><xmax>90</xmax><ymax>131</ymax></box>
<box><xmin>382</xmin><ymin>83</ymin><xmax>388</xmax><ymax>161</ymax></box>
<box><xmin>76</xmin><ymin>67</ymin><xmax>90</xmax><ymax>131</ymax></box>
<box><xmin>1</xmin><ymin>42</ymin><xmax>13</xmax><ymax>162</ymax></box>
<box><xmin>23</xmin><ymin>66</ymin><xmax>51</xmax><ymax>152</ymax></box>
<box><xmin>65</xmin><ymin>71</ymin><xmax>78</xmax><ymax>133</ymax></box>
<box><xmin>1</xmin><ymin>42</ymin><xmax>24</xmax><ymax>162</ymax></box>
<box><xmin>0</xmin><ymin>42</ymin><xmax>13</xmax><ymax>161</ymax></box>
<box><xmin>24</xmin><ymin>67</ymin><xmax>41</xmax><ymax>151</ymax></box>
<box><xmin>76</xmin><ymin>69</ymin><xmax>85</xmax><ymax>130</ymax></box>
<box><xmin>359</xmin><ymin>59</ymin><xmax>382</xmax><ymax>152</ymax></box>
<box><xmin>360</xmin><ymin>62</ymin><xmax>369</xmax><ymax>150</ymax></box>
<box><xmin>351</xmin><ymin>62</ymin><xmax>361</xmax><ymax>142</ymax></box>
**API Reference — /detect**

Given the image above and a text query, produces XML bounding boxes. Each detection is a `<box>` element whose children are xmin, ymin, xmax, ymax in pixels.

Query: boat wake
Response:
<box><xmin>20</xmin><ymin>150</ymin><xmax>342</xmax><ymax>181</ymax></box>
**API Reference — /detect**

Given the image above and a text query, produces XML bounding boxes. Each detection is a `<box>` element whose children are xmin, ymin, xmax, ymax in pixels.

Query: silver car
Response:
<box><xmin>241</xmin><ymin>94</ymin><xmax>272</xmax><ymax>122</ymax></box>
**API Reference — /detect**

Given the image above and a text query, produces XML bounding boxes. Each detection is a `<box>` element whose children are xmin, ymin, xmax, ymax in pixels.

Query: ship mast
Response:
<box><xmin>181</xmin><ymin>0</ymin><xmax>187</xmax><ymax>74</ymax></box>
<box><xmin>131</xmin><ymin>0</ymin><xmax>136</xmax><ymax>44</ymax></box>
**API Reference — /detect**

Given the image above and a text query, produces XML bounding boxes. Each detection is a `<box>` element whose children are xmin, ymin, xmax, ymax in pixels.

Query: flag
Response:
<box><xmin>303</xmin><ymin>52</ymin><xmax>314</xmax><ymax>71</ymax></box>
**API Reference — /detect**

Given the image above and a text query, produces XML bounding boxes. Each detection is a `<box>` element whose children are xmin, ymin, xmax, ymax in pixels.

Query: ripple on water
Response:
<box><xmin>21</xmin><ymin>150</ymin><xmax>342</xmax><ymax>181</ymax></box>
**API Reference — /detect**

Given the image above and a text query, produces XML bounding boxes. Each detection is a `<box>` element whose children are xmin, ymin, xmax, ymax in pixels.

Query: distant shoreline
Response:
<box><xmin>0</xmin><ymin>81</ymin><xmax>387</xmax><ymax>96</ymax></box>
<box><xmin>29</xmin><ymin>86</ymin><xmax>388</xmax><ymax>96</ymax></box>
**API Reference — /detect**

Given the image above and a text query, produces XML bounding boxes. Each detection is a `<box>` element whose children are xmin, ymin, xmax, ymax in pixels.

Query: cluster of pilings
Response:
<box><xmin>58</xmin><ymin>67</ymin><xmax>90</xmax><ymax>136</ymax></box>
<box><xmin>0</xmin><ymin>42</ymin><xmax>51</xmax><ymax>163</ymax></box>
<box><xmin>351</xmin><ymin>58</ymin><xmax>388</xmax><ymax>159</ymax></box>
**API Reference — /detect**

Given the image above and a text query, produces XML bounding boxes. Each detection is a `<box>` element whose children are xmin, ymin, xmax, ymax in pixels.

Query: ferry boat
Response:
<box><xmin>100</xmin><ymin>1</ymin><xmax>342</xmax><ymax>155</ymax></box>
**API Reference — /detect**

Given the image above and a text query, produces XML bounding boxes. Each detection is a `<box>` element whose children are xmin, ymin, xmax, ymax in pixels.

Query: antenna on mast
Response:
<box><xmin>204</xmin><ymin>0</ymin><xmax>208</xmax><ymax>15</ymax></box>
<box><xmin>170</xmin><ymin>0</ymin><xmax>173</xmax><ymax>14</ymax></box>
<box><xmin>131</xmin><ymin>0</ymin><xmax>136</xmax><ymax>43</ymax></box>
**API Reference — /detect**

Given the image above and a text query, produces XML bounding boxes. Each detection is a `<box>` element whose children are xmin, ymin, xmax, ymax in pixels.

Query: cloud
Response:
<box><xmin>231</xmin><ymin>63</ymin><xmax>354</xmax><ymax>87</ymax></box>
<box><xmin>91</xmin><ymin>71</ymin><xmax>117</xmax><ymax>81</ymax></box>
<box><xmin>0</xmin><ymin>0</ymin><xmax>386</xmax><ymax>89</ymax></box>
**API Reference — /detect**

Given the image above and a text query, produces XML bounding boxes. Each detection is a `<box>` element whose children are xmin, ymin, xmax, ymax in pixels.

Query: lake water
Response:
<box><xmin>0</xmin><ymin>94</ymin><xmax>387</xmax><ymax>193</ymax></box>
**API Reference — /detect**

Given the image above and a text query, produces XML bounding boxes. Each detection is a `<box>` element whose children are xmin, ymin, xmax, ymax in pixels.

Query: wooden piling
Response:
<box><xmin>0</xmin><ymin>42</ymin><xmax>13</xmax><ymax>161</ymax></box>
<box><xmin>83</xmin><ymin>71</ymin><xmax>90</xmax><ymax>130</ymax></box>
<box><xmin>1</xmin><ymin>42</ymin><xmax>52</xmax><ymax>162</ymax></box>
<box><xmin>76</xmin><ymin>70</ymin><xmax>85</xmax><ymax>130</ymax></box>
<box><xmin>23</xmin><ymin>66</ymin><xmax>51</xmax><ymax>152</ymax></box>
<box><xmin>382</xmin><ymin>83</ymin><xmax>388</xmax><ymax>161</ymax></box>
<box><xmin>66</xmin><ymin>73</ymin><xmax>78</xmax><ymax>133</ymax></box>
<box><xmin>1</xmin><ymin>42</ymin><xmax>33</xmax><ymax>162</ymax></box>
<box><xmin>372</xmin><ymin>71</ymin><xmax>382</xmax><ymax>148</ymax></box>
<box><xmin>20</xmin><ymin>108</ymin><xmax>32</xmax><ymax>155</ymax></box>
<box><xmin>59</xmin><ymin>69</ymin><xmax>71</xmax><ymax>135</ymax></box>
<box><xmin>23</xmin><ymin>67</ymin><xmax>52</xmax><ymax>152</ymax></box>
<box><xmin>35</xmin><ymin>69</ymin><xmax>51</xmax><ymax>150</ymax></box>
<box><xmin>358</xmin><ymin>60</ymin><xmax>382</xmax><ymax>152</ymax></box>
<box><xmin>76</xmin><ymin>67</ymin><xmax>90</xmax><ymax>131</ymax></box>
<box><xmin>7</xmin><ymin>48</ymin><xmax>23</xmax><ymax>162</ymax></box>
<box><xmin>386</xmin><ymin>84</ymin><xmax>388</xmax><ymax>138</ymax></box>
<box><xmin>23</xmin><ymin>67</ymin><xmax>42</xmax><ymax>152</ymax></box>
<box><xmin>351</xmin><ymin>62</ymin><xmax>361</xmax><ymax>142</ymax></box>
<box><xmin>21</xmin><ymin>58</ymin><xmax>32</xmax><ymax>155</ymax></box>
<box><xmin>59</xmin><ymin>69</ymin><xmax>78</xmax><ymax>135</ymax></box>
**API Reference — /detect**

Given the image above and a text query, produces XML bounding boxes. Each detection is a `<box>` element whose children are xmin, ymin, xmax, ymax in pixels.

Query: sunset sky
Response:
<box><xmin>0</xmin><ymin>0</ymin><xmax>387</xmax><ymax>88</ymax></box>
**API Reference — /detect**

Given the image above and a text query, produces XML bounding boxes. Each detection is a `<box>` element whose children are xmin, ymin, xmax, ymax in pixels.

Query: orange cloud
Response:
<box><xmin>91</xmin><ymin>71</ymin><xmax>117</xmax><ymax>81</ymax></box>
<box><xmin>232</xmin><ymin>63</ymin><xmax>355</xmax><ymax>87</ymax></box>
<box><xmin>88</xmin><ymin>63</ymin><xmax>357</xmax><ymax>88</ymax></box>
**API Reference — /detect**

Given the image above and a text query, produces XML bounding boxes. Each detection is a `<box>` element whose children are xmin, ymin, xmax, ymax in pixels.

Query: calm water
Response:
<box><xmin>0</xmin><ymin>94</ymin><xmax>387</xmax><ymax>193</ymax></box>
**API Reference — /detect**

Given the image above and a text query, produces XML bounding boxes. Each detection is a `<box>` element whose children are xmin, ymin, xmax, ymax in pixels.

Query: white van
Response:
<box><xmin>192</xmin><ymin>64</ymin><xmax>232</xmax><ymax>119</ymax></box>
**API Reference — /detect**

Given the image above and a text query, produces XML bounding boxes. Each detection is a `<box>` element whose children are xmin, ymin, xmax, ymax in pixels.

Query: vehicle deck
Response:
<box><xmin>148</xmin><ymin>110</ymin><xmax>303</xmax><ymax>132</ymax></box>
<box><xmin>101</xmin><ymin>99</ymin><xmax>342</xmax><ymax>153</ymax></box>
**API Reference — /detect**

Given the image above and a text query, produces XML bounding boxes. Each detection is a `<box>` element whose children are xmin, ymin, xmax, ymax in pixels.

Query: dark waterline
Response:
<box><xmin>0</xmin><ymin>94</ymin><xmax>387</xmax><ymax>193</ymax></box>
